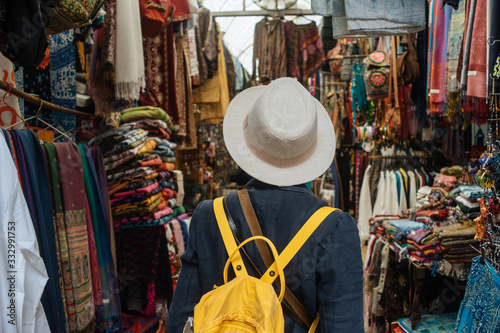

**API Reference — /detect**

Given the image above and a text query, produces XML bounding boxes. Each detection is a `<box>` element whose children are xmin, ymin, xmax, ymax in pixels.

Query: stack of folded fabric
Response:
<box><xmin>449</xmin><ymin>185</ymin><xmax>489</xmax><ymax>223</ymax></box>
<box><xmin>383</xmin><ymin>220</ymin><xmax>425</xmax><ymax>258</ymax></box>
<box><xmin>406</xmin><ymin>228</ymin><xmax>442</xmax><ymax>263</ymax></box>
<box><xmin>434</xmin><ymin>223</ymin><xmax>479</xmax><ymax>263</ymax></box>
<box><xmin>414</xmin><ymin>174</ymin><xmax>459</xmax><ymax>228</ymax></box>
<box><xmin>90</xmin><ymin>109</ymin><xmax>188</xmax><ymax>320</ymax></box>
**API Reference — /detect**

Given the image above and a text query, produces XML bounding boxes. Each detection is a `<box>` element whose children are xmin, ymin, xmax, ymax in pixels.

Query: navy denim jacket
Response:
<box><xmin>165</xmin><ymin>179</ymin><xmax>363</xmax><ymax>332</ymax></box>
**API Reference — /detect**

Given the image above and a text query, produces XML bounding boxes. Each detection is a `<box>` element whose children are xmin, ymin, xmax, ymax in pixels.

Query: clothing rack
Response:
<box><xmin>0</xmin><ymin>80</ymin><xmax>90</xmax><ymax>117</ymax></box>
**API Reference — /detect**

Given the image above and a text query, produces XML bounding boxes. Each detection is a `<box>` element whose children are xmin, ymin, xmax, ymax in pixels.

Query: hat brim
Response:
<box><xmin>223</xmin><ymin>86</ymin><xmax>336</xmax><ymax>187</ymax></box>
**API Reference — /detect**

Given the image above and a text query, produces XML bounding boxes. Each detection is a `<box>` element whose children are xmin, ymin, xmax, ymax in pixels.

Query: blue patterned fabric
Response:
<box><xmin>49</xmin><ymin>30</ymin><xmax>76</xmax><ymax>142</ymax></box>
<box><xmin>398</xmin><ymin>312</ymin><xmax>457</xmax><ymax>332</ymax></box>
<box><xmin>456</xmin><ymin>256</ymin><xmax>500</xmax><ymax>332</ymax></box>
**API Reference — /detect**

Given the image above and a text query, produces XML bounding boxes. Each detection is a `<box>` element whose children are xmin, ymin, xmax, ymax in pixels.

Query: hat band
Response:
<box><xmin>243</xmin><ymin>115</ymin><xmax>318</xmax><ymax>168</ymax></box>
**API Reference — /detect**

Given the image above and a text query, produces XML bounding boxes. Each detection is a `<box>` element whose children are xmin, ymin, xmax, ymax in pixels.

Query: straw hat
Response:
<box><xmin>223</xmin><ymin>77</ymin><xmax>336</xmax><ymax>186</ymax></box>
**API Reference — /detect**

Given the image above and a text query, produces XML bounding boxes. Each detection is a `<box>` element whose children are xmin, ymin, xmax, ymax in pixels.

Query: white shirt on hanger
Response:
<box><xmin>0</xmin><ymin>135</ymin><xmax>50</xmax><ymax>333</ymax></box>
<box><xmin>357</xmin><ymin>164</ymin><xmax>373</xmax><ymax>246</ymax></box>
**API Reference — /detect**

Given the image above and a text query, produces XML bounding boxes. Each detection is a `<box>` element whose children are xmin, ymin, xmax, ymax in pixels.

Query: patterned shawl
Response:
<box><xmin>428</xmin><ymin>0</ymin><xmax>451</xmax><ymax>115</ymax></box>
<box><xmin>79</xmin><ymin>144</ymin><xmax>122</xmax><ymax>332</ymax></box>
<box><xmin>13</xmin><ymin>130</ymin><xmax>67</xmax><ymax>332</ymax></box>
<box><xmin>465</xmin><ymin>0</ymin><xmax>488</xmax><ymax>123</ymax></box>
<box><xmin>54</xmin><ymin>142</ymin><xmax>95</xmax><ymax>333</ymax></box>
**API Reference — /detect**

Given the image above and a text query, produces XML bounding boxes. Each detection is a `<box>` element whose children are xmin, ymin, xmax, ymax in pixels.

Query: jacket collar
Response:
<box><xmin>244</xmin><ymin>178</ymin><xmax>314</xmax><ymax>196</ymax></box>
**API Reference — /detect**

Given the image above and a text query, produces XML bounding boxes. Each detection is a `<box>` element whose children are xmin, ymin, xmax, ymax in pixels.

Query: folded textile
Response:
<box><xmin>435</xmin><ymin>223</ymin><xmax>477</xmax><ymax>239</ymax></box>
<box><xmin>458</xmin><ymin>185</ymin><xmax>491</xmax><ymax>200</ymax></box>
<box><xmin>151</xmin><ymin>137</ymin><xmax>177</xmax><ymax>150</ymax></box>
<box><xmin>153</xmin><ymin>145</ymin><xmax>175</xmax><ymax>157</ymax></box>
<box><xmin>407</xmin><ymin>228</ymin><xmax>433</xmax><ymax>244</ymax></box>
<box><xmin>441</xmin><ymin>238</ymin><xmax>479</xmax><ymax>248</ymax></box>
<box><xmin>121</xmin><ymin>106</ymin><xmax>173</xmax><ymax>125</ymax></box>
<box><xmin>407</xmin><ymin>240</ymin><xmax>441</xmax><ymax>252</ymax></box>
<box><xmin>107</xmin><ymin>167</ymin><xmax>156</xmax><ymax>182</ymax></box>
<box><xmin>104</xmin><ymin>143</ymin><xmax>145</xmax><ymax>164</ymax></box>
<box><xmin>111</xmin><ymin>182</ymin><xmax>160</xmax><ymax>203</ymax></box>
<box><xmin>386</xmin><ymin>220</ymin><xmax>426</xmax><ymax>241</ymax></box>
<box><xmin>154</xmin><ymin>206</ymin><xmax>174</xmax><ymax>220</ymax></box>
<box><xmin>456</xmin><ymin>195</ymin><xmax>481</xmax><ymax>208</ymax></box>
<box><xmin>120</xmin><ymin>215</ymin><xmax>173</xmax><ymax>229</ymax></box>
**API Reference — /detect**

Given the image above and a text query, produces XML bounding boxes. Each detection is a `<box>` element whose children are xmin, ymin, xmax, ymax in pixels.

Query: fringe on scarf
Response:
<box><xmin>462</xmin><ymin>96</ymin><xmax>488</xmax><ymax>124</ymax></box>
<box><xmin>445</xmin><ymin>91</ymin><xmax>462</xmax><ymax>122</ymax></box>
<box><xmin>115</xmin><ymin>76</ymin><xmax>146</xmax><ymax>101</ymax></box>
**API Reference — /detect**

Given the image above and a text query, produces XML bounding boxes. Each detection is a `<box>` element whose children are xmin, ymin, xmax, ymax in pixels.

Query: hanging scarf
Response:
<box><xmin>446</xmin><ymin>0</ymin><xmax>467</xmax><ymax>93</ymax></box>
<box><xmin>141</xmin><ymin>26</ymin><xmax>179</xmax><ymax>122</ymax></box>
<box><xmin>460</xmin><ymin>0</ymin><xmax>477</xmax><ymax>95</ymax></box>
<box><xmin>445</xmin><ymin>0</ymin><xmax>467</xmax><ymax>120</ymax></box>
<box><xmin>54</xmin><ymin>142</ymin><xmax>95</xmax><ymax>333</ymax></box>
<box><xmin>464</xmin><ymin>0</ymin><xmax>488</xmax><ymax>122</ymax></box>
<box><xmin>411</xmin><ymin>0</ymin><xmax>429</xmax><ymax>128</ymax></box>
<box><xmin>12</xmin><ymin>130</ymin><xmax>67</xmax><ymax>333</ymax></box>
<box><xmin>45</xmin><ymin>142</ymin><xmax>94</xmax><ymax>331</ymax></box>
<box><xmin>49</xmin><ymin>30</ymin><xmax>76</xmax><ymax>142</ymax></box>
<box><xmin>428</xmin><ymin>0</ymin><xmax>451</xmax><ymax>115</ymax></box>
<box><xmin>79</xmin><ymin>144</ymin><xmax>123</xmax><ymax>332</ymax></box>
<box><xmin>115</xmin><ymin>0</ymin><xmax>145</xmax><ymax>100</ymax></box>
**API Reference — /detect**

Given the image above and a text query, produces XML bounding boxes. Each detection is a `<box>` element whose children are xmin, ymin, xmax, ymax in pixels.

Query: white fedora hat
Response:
<box><xmin>223</xmin><ymin>77</ymin><xmax>336</xmax><ymax>187</ymax></box>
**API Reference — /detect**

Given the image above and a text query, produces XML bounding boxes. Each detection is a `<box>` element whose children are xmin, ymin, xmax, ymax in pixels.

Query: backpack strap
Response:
<box><xmin>261</xmin><ymin>206</ymin><xmax>339</xmax><ymax>285</ymax></box>
<box><xmin>238</xmin><ymin>189</ymin><xmax>315</xmax><ymax>329</ymax></box>
<box><xmin>213</xmin><ymin>197</ymin><xmax>248</xmax><ymax>277</ymax></box>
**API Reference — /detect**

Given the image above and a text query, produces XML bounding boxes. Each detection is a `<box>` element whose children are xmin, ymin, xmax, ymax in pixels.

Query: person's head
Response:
<box><xmin>223</xmin><ymin>77</ymin><xmax>336</xmax><ymax>187</ymax></box>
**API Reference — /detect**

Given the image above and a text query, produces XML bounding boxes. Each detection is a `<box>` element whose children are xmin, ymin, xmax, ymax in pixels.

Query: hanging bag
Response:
<box><xmin>42</xmin><ymin>0</ymin><xmax>106</xmax><ymax>35</ymax></box>
<box><xmin>188</xmin><ymin>196</ymin><xmax>339</xmax><ymax>332</ymax></box>
<box><xmin>397</xmin><ymin>34</ymin><xmax>420</xmax><ymax>85</ymax></box>
<box><xmin>364</xmin><ymin>38</ymin><xmax>390</xmax><ymax>100</ymax></box>
<box><xmin>384</xmin><ymin>36</ymin><xmax>402</xmax><ymax>137</ymax></box>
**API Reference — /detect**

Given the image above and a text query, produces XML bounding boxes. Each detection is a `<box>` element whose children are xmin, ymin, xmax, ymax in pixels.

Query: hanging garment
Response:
<box><xmin>194</xmin><ymin>7</ymin><xmax>218</xmax><ymax>85</ymax></box>
<box><xmin>284</xmin><ymin>21</ymin><xmax>325</xmax><ymax>84</ymax></box>
<box><xmin>358</xmin><ymin>164</ymin><xmax>373</xmax><ymax>245</ymax></box>
<box><xmin>0</xmin><ymin>133</ymin><xmax>50</xmax><ymax>333</ymax></box>
<box><xmin>79</xmin><ymin>145</ymin><xmax>123</xmax><ymax>332</ymax></box>
<box><xmin>464</xmin><ymin>0</ymin><xmax>488</xmax><ymax>122</ymax></box>
<box><xmin>372</xmin><ymin>169</ymin><xmax>386</xmax><ymax>216</ymax></box>
<box><xmin>49</xmin><ymin>30</ymin><xmax>76</xmax><ymax>142</ymax></box>
<box><xmin>115</xmin><ymin>0</ymin><xmax>146</xmax><ymax>100</ymax></box>
<box><xmin>11</xmin><ymin>130</ymin><xmax>67</xmax><ymax>332</ymax></box>
<box><xmin>446</xmin><ymin>0</ymin><xmax>466</xmax><ymax>94</ymax></box>
<box><xmin>408</xmin><ymin>171</ymin><xmax>418</xmax><ymax>209</ymax></box>
<box><xmin>252</xmin><ymin>18</ymin><xmax>287</xmax><ymax>83</ymax></box>
<box><xmin>456</xmin><ymin>256</ymin><xmax>500</xmax><ymax>332</ymax></box>
<box><xmin>428</xmin><ymin>1</ymin><xmax>451</xmax><ymax>115</ymax></box>
<box><xmin>141</xmin><ymin>26</ymin><xmax>179</xmax><ymax>122</ymax></box>
<box><xmin>54</xmin><ymin>142</ymin><xmax>95</xmax><ymax>333</ymax></box>
<box><xmin>311</xmin><ymin>0</ymin><xmax>426</xmax><ymax>38</ymax></box>
<box><xmin>23</xmin><ymin>50</ymin><xmax>52</xmax><ymax>129</ymax></box>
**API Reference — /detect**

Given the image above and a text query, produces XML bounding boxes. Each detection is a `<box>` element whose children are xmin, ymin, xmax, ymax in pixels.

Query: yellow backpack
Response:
<box><xmin>191</xmin><ymin>196</ymin><xmax>338</xmax><ymax>333</ymax></box>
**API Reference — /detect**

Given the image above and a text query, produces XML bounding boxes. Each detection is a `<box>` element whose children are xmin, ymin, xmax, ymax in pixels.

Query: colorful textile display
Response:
<box><xmin>398</xmin><ymin>312</ymin><xmax>458</xmax><ymax>332</ymax></box>
<box><xmin>115</xmin><ymin>0</ymin><xmax>145</xmax><ymax>101</ymax></box>
<box><xmin>284</xmin><ymin>21</ymin><xmax>325</xmax><ymax>84</ymax></box>
<box><xmin>428</xmin><ymin>0</ymin><xmax>451</xmax><ymax>115</ymax></box>
<box><xmin>464</xmin><ymin>0</ymin><xmax>488</xmax><ymax>122</ymax></box>
<box><xmin>252</xmin><ymin>18</ymin><xmax>287</xmax><ymax>83</ymax></box>
<box><xmin>49</xmin><ymin>30</ymin><xmax>77</xmax><ymax>142</ymax></box>
<box><xmin>54</xmin><ymin>142</ymin><xmax>95</xmax><ymax>332</ymax></box>
<box><xmin>456</xmin><ymin>256</ymin><xmax>500</xmax><ymax>332</ymax></box>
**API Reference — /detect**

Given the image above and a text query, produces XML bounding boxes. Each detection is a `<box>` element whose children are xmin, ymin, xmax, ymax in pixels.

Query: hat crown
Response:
<box><xmin>248</xmin><ymin>80</ymin><xmax>318</xmax><ymax>160</ymax></box>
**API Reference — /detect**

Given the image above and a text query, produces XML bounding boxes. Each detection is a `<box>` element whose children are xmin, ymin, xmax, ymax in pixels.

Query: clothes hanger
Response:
<box><xmin>32</xmin><ymin>101</ymin><xmax>74</xmax><ymax>142</ymax></box>
<box><xmin>3</xmin><ymin>85</ymin><xmax>34</xmax><ymax>130</ymax></box>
